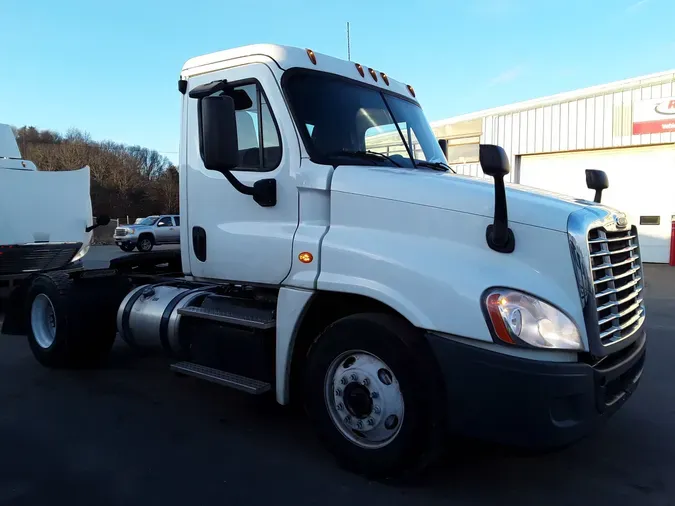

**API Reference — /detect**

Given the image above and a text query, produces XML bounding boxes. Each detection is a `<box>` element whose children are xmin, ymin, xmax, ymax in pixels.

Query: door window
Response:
<box><xmin>173</xmin><ymin>216</ymin><xmax>180</xmax><ymax>226</ymax></box>
<box><xmin>212</xmin><ymin>82</ymin><xmax>282</xmax><ymax>171</ymax></box>
<box><xmin>157</xmin><ymin>216</ymin><xmax>173</xmax><ymax>227</ymax></box>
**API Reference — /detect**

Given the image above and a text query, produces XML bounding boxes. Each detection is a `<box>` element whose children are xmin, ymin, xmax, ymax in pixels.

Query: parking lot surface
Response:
<box><xmin>1</xmin><ymin>263</ymin><xmax>673</xmax><ymax>505</ymax></box>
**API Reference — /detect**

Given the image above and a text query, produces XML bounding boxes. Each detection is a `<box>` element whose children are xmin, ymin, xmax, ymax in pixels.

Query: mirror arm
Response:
<box><xmin>594</xmin><ymin>189</ymin><xmax>603</xmax><ymax>203</ymax></box>
<box><xmin>221</xmin><ymin>168</ymin><xmax>254</xmax><ymax>196</ymax></box>
<box><xmin>486</xmin><ymin>175</ymin><xmax>515</xmax><ymax>253</ymax></box>
<box><xmin>218</xmin><ymin>169</ymin><xmax>276</xmax><ymax>207</ymax></box>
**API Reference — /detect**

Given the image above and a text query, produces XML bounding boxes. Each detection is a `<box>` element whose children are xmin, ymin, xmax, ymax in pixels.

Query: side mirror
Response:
<box><xmin>479</xmin><ymin>144</ymin><xmax>510</xmax><ymax>178</ymax></box>
<box><xmin>585</xmin><ymin>169</ymin><xmax>609</xmax><ymax>203</ymax></box>
<box><xmin>85</xmin><ymin>214</ymin><xmax>110</xmax><ymax>233</ymax></box>
<box><xmin>191</xmin><ymin>82</ymin><xmax>277</xmax><ymax>208</ymax></box>
<box><xmin>200</xmin><ymin>95</ymin><xmax>239</xmax><ymax>172</ymax></box>
<box><xmin>479</xmin><ymin>144</ymin><xmax>515</xmax><ymax>253</ymax></box>
<box><xmin>438</xmin><ymin>139</ymin><xmax>448</xmax><ymax>158</ymax></box>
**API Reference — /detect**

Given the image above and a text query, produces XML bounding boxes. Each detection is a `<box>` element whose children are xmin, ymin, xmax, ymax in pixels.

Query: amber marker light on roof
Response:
<box><xmin>306</xmin><ymin>49</ymin><xmax>317</xmax><ymax>65</ymax></box>
<box><xmin>368</xmin><ymin>68</ymin><xmax>378</xmax><ymax>81</ymax></box>
<box><xmin>407</xmin><ymin>84</ymin><xmax>416</xmax><ymax>97</ymax></box>
<box><xmin>355</xmin><ymin>63</ymin><xmax>365</xmax><ymax>77</ymax></box>
<box><xmin>298</xmin><ymin>252</ymin><xmax>314</xmax><ymax>263</ymax></box>
<box><xmin>380</xmin><ymin>72</ymin><xmax>389</xmax><ymax>85</ymax></box>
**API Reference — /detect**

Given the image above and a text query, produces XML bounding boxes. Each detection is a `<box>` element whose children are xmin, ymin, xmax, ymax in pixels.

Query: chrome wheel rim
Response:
<box><xmin>140</xmin><ymin>239</ymin><xmax>151</xmax><ymax>250</ymax></box>
<box><xmin>324</xmin><ymin>350</ymin><xmax>404</xmax><ymax>449</ymax></box>
<box><xmin>31</xmin><ymin>293</ymin><xmax>57</xmax><ymax>349</ymax></box>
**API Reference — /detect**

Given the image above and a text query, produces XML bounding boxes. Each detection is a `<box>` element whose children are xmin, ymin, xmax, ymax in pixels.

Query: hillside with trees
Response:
<box><xmin>13</xmin><ymin>126</ymin><xmax>179</xmax><ymax>221</ymax></box>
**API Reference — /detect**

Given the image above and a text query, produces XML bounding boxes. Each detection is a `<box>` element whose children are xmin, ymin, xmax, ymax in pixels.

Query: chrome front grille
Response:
<box><xmin>115</xmin><ymin>228</ymin><xmax>127</xmax><ymax>237</ymax></box>
<box><xmin>588</xmin><ymin>225</ymin><xmax>645</xmax><ymax>345</ymax></box>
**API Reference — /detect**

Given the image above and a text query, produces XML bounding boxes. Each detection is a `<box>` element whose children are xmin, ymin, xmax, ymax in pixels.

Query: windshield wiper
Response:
<box><xmin>330</xmin><ymin>149</ymin><xmax>402</xmax><ymax>167</ymax></box>
<box><xmin>415</xmin><ymin>160</ymin><xmax>456</xmax><ymax>173</ymax></box>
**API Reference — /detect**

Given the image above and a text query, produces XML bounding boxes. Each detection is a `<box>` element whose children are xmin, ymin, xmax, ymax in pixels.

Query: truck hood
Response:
<box><xmin>331</xmin><ymin>166</ymin><xmax>598</xmax><ymax>232</ymax></box>
<box><xmin>0</xmin><ymin>166</ymin><xmax>93</xmax><ymax>245</ymax></box>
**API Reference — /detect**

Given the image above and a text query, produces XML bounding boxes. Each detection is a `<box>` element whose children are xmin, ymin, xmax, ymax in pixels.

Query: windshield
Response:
<box><xmin>137</xmin><ymin>216</ymin><xmax>159</xmax><ymax>226</ymax></box>
<box><xmin>284</xmin><ymin>70</ymin><xmax>448</xmax><ymax>169</ymax></box>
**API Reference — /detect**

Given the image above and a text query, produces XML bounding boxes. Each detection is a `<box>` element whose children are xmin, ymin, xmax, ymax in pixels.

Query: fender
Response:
<box><xmin>317</xmin><ymin>191</ymin><xmax>588</xmax><ymax>350</ymax></box>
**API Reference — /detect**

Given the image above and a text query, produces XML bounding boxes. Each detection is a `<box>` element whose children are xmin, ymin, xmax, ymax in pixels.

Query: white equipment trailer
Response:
<box><xmin>2</xmin><ymin>45</ymin><xmax>647</xmax><ymax>479</ymax></box>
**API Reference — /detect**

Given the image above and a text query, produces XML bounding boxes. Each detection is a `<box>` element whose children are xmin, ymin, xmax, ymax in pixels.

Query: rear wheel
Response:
<box><xmin>26</xmin><ymin>271</ymin><xmax>130</xmax><ymax>368</ymax></box>
<box><xmin>137</xmin><ymin>235</ymin><xmax>154</xmax><ymax>252</ymax></box>
<box><xmin>304</xmin><ymin>313</ymin><xmax>446</xmax><ymax>480</ymax></box>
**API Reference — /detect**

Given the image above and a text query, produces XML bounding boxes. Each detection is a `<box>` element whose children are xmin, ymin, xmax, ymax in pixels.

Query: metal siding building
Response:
<box><xmin>430</xmin><ymin>69</ymin><xmax>675</xmax><ymax>182</ymax></box>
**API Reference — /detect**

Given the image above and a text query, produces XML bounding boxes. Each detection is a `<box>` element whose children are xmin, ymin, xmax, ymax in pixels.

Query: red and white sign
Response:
<box><xmin>632</xmin><ymin>96</ymin><xmax>675</xmax><ymax>135</ymax></box>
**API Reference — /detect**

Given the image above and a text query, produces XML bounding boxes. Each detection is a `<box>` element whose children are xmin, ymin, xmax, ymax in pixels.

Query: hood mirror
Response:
<box><xmin>86</xmin><ymin>214</ymin><xmax>110</xmax><ymax>233</ymax></box>
<box><xmin>480</xmin><ymin>144</ymin><xmax>515</xmax><ymax>253</ymax></box>
<box><xmin>585</xmin><ymin>169</ymin><xmax>608</xmax><ymax>203</ymax></box>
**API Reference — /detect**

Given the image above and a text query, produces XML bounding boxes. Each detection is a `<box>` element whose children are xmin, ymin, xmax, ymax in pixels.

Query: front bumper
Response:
<box><xmin>425</xmin><ymin>329</ymin><xmax>646</xmax><ymax>448</ymax></box>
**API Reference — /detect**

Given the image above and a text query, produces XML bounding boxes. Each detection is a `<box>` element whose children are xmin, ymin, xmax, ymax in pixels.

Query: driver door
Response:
<box><xmin>185</xmin><ymin>62</ymin><xmax>300</xmax><ymax>285</ymax></box>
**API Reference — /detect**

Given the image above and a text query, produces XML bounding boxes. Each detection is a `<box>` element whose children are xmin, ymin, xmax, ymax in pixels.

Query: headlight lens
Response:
<box><xmin>125</xmin><ymin>228</ymin><xmax>135</xmax><ymax>235</ymax></box>
<box><xmin>71</xmin><ymin>242</ymin><xmax>90</xmax><ymax>263</ymax></box>
<box><xmin>484</xmin><ymin>289</ymin><xmax>582</xmax><ymax>350</ymax></box>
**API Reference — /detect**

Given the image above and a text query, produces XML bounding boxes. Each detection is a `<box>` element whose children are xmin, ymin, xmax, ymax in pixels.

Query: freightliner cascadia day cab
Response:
<box><xmin>2</xmin><ymin>45</ymin><xmax>647</xmax><ymax>479</ymax></box>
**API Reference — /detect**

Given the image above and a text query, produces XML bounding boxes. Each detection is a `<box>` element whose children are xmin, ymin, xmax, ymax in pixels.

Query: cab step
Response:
<box><xmin>177</xmin><ymin>305</ymin><xmax>275</xmax><ymax>329</ymax></box>
<box><xmin>170</xmin><ymin>361</ymin><xmax>271</xmax><ymax>395</ymax></box>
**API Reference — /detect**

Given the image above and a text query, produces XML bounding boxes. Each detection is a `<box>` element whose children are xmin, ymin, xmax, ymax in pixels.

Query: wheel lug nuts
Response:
<box><xmin>362</xmin><ymin>378</ymin><xmax>370</xmax><ymax>386</ymax></box>
<box><xmin>367</xmin><ymin>418</ymin><xmax>375</xmax><ymax>426</ymax></box>
<box><xmin>335</xmin><ymin>388</ymin><xmax>342</xmax><ymax>396</ymax></box>
<box><xmin>336</xmin><ymin>403</ymin><xmax>344</xmax><ymax>411</ymax></box>
<box><xmin>340</xmin><ymin>377</ymin><xmax>348</xmax><ymax>385</ymax></box>
<box><xmin>373</xmin><ymin>406</ymin><xmax>381</xmax><ymax>414</ymax></box>
<box><xmin>350</xmin><ymin>373</ymin><xmax>358</xmax><ymax>381</ymax></box>
<box><xmin>357</xmin><ymin>421</ymin><xmax>363</xmax><ymax>429</ymax></box>
<box><xmin>344</xmin><ymin>415</ymin><xmax>351</xmax><ymax>423</ymax></box>
<box><xmin>371</xmin><ymin>392</ymin><xmax>379</xmax><ymax>399</ymax></box>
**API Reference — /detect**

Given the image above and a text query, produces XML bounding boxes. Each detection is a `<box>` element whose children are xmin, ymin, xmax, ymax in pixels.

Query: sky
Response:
<box><xmin>2</xmin><ymin>0</ymin><xmax>674</xmax><ymax>164</ymax></box>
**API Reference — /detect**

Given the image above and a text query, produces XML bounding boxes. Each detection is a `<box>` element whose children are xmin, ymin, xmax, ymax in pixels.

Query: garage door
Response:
<box><xmin>518</xmin><ymin>145</ymin><xmax>675</xmax><ymax>263</ymax></box>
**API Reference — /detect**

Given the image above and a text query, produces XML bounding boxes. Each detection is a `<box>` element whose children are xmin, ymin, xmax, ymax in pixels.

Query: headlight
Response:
<box><xmin>483</xmin><ymin>289</ymin><xmax>582</xmax><ymax>350</ymax></box>
<box><xmin>125</xmin><ymin>228</ymin><xmax>135</xmax><ymax>235</ymax></box>
<box><xmin>71</xmin><ymin>242</ymin><xmax>90</xmax><ymax>263</ymax></box>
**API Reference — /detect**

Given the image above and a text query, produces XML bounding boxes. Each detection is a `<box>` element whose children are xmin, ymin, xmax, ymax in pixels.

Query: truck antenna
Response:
<box><xmin>346</xmin><ymin>22</ymin><xmax>351</xmax><ymax>61</ymax></box>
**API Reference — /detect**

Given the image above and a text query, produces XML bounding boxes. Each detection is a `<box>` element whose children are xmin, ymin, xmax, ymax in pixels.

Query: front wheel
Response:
<box><xmin>304</xmin><ymin>313</ymin><xmax>446</xmax><ymax>480</ymax></box>
<box><xmin>137</xmin><ymin>236</ymin><xmax>153</xmax><ymax>252</ymax></box>
<box><xmin>119</xmin><ymin>244</ymin><xmax>135</xmax><ymax>252</ymax></box>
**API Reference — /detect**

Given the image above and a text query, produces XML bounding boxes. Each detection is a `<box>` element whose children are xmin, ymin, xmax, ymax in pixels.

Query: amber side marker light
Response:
<box><xmin>306</xmin><ymin>49</ymin><xmax>317</xmax><ymax>65</ymax></box>
<box><xmin>407</xmin><ymin>84</ymin><xmax>416</xmax><ymax>97</ymax></box>
<box><xmin>380</xmin><ymin>72</ymin><xmax>389</xmax><ymax>85</ymax></box>
<box><xmin>486</xmin><ymin>293</ymin><xmax>516</xmax><ymax>344</ymax></box>
<box><xmin>368</xmin><ymin>68</ymin><xmax>378</xmax><ymax>82</ymax></box>
<box><xmin>355</xmin><ymin>63</ymin><xmax>365</xmax><ymax>77</ymax></box>
<box><xmin>298</xmin><ymin>252</ymin><xmax>314</xmax><ymax>263</ymax></box>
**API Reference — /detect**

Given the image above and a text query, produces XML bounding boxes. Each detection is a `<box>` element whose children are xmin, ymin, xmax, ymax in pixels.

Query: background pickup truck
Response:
<box><xmin>113</xmin><ymin>215</ymin><xmax>180</xmax><ymax>252</ymax></box>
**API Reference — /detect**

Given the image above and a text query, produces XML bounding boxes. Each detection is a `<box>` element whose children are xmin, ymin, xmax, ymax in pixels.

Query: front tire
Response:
<box><xmin>119</xmin><ymin>244</ymin><xmax>135</xmax><ymax>252</ymax></box>
<box><xmin>26</xmin><ymin>272</ymin><xmax>128</xmax><ymax>368</ymax></box>
<box><xmin>137</xmin><ymin>235</ymin><xmax>154</xmax><ymax>252</ymax></box>
<box><xmin>304</xmin><ymin>313</ymin><xmax>446</xmax><ymax>480</ymax></box>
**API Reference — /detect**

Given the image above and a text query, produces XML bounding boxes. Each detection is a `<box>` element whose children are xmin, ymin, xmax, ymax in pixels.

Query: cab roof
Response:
<box><xmin>181</xmin><ymin>44</ymin><xmax>418</xmax><ymax>103</ymax></box>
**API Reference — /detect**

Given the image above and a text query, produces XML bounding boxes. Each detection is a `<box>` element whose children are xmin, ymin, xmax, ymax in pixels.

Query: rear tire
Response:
<box><xmin>137</xmin><ymin>235</ymin><xmax>154</xmax><ymax>252</ymax></box>
<box><xmin>304</xmin><ymin>313</ymin><xmax>446</xmax><ymax>481</ymax></box>
<box><xmin>26</xmin><ymin>271</ymin><xmax>130</xmax><ymax>368</ymax></box>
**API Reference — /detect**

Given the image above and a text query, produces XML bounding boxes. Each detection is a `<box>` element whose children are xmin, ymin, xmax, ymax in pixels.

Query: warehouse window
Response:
<box><xmin>640</xmin><ymin>216</ymin><xmax>660</xmax><ymax>225</ymax></box>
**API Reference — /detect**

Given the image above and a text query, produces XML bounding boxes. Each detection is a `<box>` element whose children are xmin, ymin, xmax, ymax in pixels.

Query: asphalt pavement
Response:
<box><xmin>1</xmin><ymin>257</ymin><xmax>674</xmax><ymax>505</ymax></box>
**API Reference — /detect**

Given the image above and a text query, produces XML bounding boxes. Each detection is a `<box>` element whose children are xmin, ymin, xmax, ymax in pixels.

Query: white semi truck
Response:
<box><xmin>2</xmin><ymin>45</ymin><xmax>647</xmax><ymax>479</ymax></box>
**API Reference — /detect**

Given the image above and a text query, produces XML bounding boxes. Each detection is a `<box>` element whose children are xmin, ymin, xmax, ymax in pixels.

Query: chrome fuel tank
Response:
<box><xmin>116</xmin><ymin>283</ymin><xmax>212</xmax><ymax>356</ymax></box>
